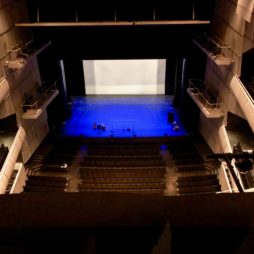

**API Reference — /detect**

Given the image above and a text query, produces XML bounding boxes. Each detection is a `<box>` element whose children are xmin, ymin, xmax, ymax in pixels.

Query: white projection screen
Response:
<box><xmin>83</xmin><ymin>59</ymin><xmax>166</xmax><ymax>95</ymax></box>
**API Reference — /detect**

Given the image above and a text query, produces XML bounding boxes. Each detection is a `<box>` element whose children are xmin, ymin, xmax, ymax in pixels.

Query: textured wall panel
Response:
<box><xmin>236</xmin><ymin>0</ymin><xmax>254</xmax><ymax>22</ymax></box>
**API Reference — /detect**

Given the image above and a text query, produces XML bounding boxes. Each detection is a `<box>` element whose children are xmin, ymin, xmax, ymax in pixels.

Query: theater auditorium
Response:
<box><xmin>0</xmin><ymin>0</ymin><xmax>254</xmax><ymax>253</ymax></box>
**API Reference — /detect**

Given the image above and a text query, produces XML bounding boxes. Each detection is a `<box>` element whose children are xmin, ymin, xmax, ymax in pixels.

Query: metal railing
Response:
<box><xmin>188</xmin><ymin>79</ymin><xmax>222</xmax><ymax>110</ymax></box>
<box><xmin>22</xmin><ymin>81</ymin><xmax>57</xmax><ymax>112</ymax></box>
<box><xmin>194</xmin><ymin>35</ymin><xmax>234</xmax><ymax>65</ymax></box>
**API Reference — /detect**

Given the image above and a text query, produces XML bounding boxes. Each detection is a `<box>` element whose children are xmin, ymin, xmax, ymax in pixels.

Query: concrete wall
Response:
<box><xmin>199</xmin><ymin>113</ymin><xmax>229</xmax><ymax>153</ymax></box>
<box><xmin>206</xmin><ymin>0</ymin><xmax>245</xmax><ymax>116</ymax></box>
<box><xmin>0</xmin><ymin>0</ymin><xmax>49</xmax><ymax>163</ymax></box>
<box><xmin>200</xmin><ymin>0</ymin><xmax>254</xmax><ymax>152</ymax></box>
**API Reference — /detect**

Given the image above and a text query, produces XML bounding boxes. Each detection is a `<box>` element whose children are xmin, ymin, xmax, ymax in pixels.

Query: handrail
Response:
<box><xmin>230</xmin><ymin>75</ymin><xmax>254</xmax><ymax>133</ymax></box>
<box><xmin>219</xmin><ymin>125</ymin><xmax>232</xmax><ymax>153</ymax></box>
<box><xmin>206</xmin><ymin>153</ymin><xmax>245</xmax><ymax>193</ymax></box>
<box><xmin>22</xmin><ymin>100</ymin><xmax>39</xmax><ymax>110</ymax></box>
<box><xmin>234</xmin><ymin>75</ymin><xmax>254</xmax><ymax>105</ymax></box>
<box><xmin>194</xmin><ymin>36</ymin><xmax>234</xmax><ymax>65</ymax></box>
<box><xmin>0</xmin><ymin>127</ymin><xmax>26</xmax><ymax>194</ymax></box>
<box><xmin>207</xmin><ymin>36</ymin><xmax>230</xmax><ymax>49</ymax></box>
<box><xmin>188</xmin><ymin>79</ymin><xmax>222</xmax><ymax>109</ymax></box>
<box><xmin>220</xmin><ymin>163</ymin><xmax>234</xmax><ymax>193</ymax></box>
<box><xmin>9</xmin><ymin>163</ymin><xmax>26</xmax><ymax>194</ymax></box>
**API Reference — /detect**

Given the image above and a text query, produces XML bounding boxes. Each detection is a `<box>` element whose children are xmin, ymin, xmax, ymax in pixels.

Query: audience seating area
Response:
<box><xmin>20</xmin><ymin>136</ymin><xmax>223</xmax><ymax>195</ymax></box>
<box><xmin>22</xmin><ymin>138</ymin><xmax>79</xmax><ymax>193</ymax></box>
<box><xmin>167</xmin><ymin>138</ymin><xmax>221</xmax><ymax>195</ymax></box>
<box><xmin>168</xmin><ymin>140</ymin><xmax>205</xmax><ymax>171</ymax></box>
<box><xmin>39</xmin><ymin>138</ymin><xmax>79</xmax><ymax>173</ymax></box>
<box><xmin>86</xmin><ymin>143</ymin><xmax>161</xmax><ymax>156</ymax></box>
<box><xmin>5</xmin><ymin>170</ymin><xmax>18</xmax><ymax>194</ymax></box>
<box><xmin>79</xmin><ymin>142</ymin><xmax>166</xmax><ymax>194</ymax></box>
<box><xmin>176</xmin><ymin>175</ymin><xmax>221</xmax><ymax>195</ymax></box>
<box><xmin>24</xmin><ymin>175</ymin><xmax>68</xmax><ymax>192</ymax></box>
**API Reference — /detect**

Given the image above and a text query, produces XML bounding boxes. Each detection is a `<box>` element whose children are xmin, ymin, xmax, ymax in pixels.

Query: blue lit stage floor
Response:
<box><xmin>60</xmin><ymin>96</ymin><xmax>187</xmax><ymax>138</ymax></box>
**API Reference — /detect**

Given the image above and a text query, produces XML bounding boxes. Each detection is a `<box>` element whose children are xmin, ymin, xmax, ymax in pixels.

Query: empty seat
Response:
<box><xmin>177</xmin><ymin>165</ymin><xmax>206</xmax><ymax>172</ymax></box>
<box><xmin>80</xmin><ymin>171</ymin><xmax>165</xmax><ymax>179</ymax></box>
<box><xmin>80</xmin><ymin>177</ymin><xmax>165</xmax><ymax>184</ymax></box>
<box><xmin>80</xmin><ymin>160</ymin><xmax>165</xmax><ymax>167</ymax></box>
<box><xmin>178</xmin><ymin>184</ymin><xmax>221</xmax><ymax>194</ymax></box>
<box><xmin>41</xmin><ymin>164</ymin><xmax>68</xmax><ymax>173</ymax></box>
<box><xmin>173</xmin><ymin>158</ymin><xmax>204</xmax><ymax>166</ymax></box>
<box><xmin>24</xmin><ymin>185</ymin><xmax>66</xmax><ymax>193</ymax></box>
<box><xmin>79</xmin><ymin>182</ymin><xmax>165</xmax><ymax>190</ymax></box>
<box><xmin>23</xmin><ymin>175</ymin><xmax>68</xmax><ymax>193</ymax></box>
<box><xmin>83</xmin><ymin>155</ymin><xmax>162</xmax><ymax>161</ymax></box>
<box><xmin>177</xmin><ymin>179</ymin><xmax>219</xmax><ymax>188</ymax></box>
<box><xmin>177</xmin><ymin>174</ymin><xmax>218</xmax><ymax>183</ymax></box>
<box><xmin>79</xmin><ymin>166</ymin><xmax>166</xmax><ymax>176</ymax></box>
<box><xmin>28</xmin><ymin>175</ymin><xmax>68</xmax><ymax>183</ymax></box>
<box><xmin>78</xmin><ymin>188</ymin><xmax>164</xmax><ymax>195</ymax></box>
<box><xmin>176</xmin><ymin>174</ymin><xmax>221</xmax><ymax>195</ymax></box>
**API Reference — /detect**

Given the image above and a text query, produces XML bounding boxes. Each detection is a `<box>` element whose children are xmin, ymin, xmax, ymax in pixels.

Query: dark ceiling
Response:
<box><xmin>24</xmin><ymin>0</ymin><xmax>215</xmax><ymax>59</ymax></box>
<box><xmin>26</xmin><ymin>0</ymin><xmax>215</xmax><ymax>23</ymax></box>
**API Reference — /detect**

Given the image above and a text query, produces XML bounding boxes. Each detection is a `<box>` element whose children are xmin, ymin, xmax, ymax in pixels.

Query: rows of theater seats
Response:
<box><xmin>39</xmin><ymin>139</ymin><xmax>79</xmax><ymax>173</ymax></box>
<box><xmin>24</xmin><ymin>175</ymin><xmax>68</xmax><ymax>192</ymax></box>
<box><xmin>22</xmin><ymin>136</ymin><xmax>221</xmax><ymax>195</ymax></box>
<box><xmin>5</xmin><ymin>170</ymin><xmax>18</xmax><ymax>194</ymax></box>
<box><xmin>240</xmin><ymin>171</ymin><xmax>254</xmax><ymax>190</ymax></box>
<box><xmin>22</xmin><ymin>138</ymin><xmax>79</xmax><ymax>193</ymax></box>
<box><xmin>0</xmin><ymin>144</ymin><xmax>8</xmax><ymax>171</ymax></box>
<box><xmin>176</xmin><ymin>175</ymin><xmax>220</xmax><ymax>195</ymax></box>
<box><xmin>168</xmin><ymin>139</ymin><xmax>221</xmax><ymax>195</ymax></box>
<box><xmin>78</xmin><ymin>143</ymin><xmax>166</xmax><ymax>194</ymax></box>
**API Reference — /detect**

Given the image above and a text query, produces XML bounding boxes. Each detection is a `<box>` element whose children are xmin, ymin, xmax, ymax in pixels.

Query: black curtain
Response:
<box><xmin>37</xmin><ymin>47</ymin><xmax>69</xmax><ymax>135</ymax></box>
<box><xmin>165</xmin><ymin>59</ymin><xmax>177</xmax><ymax>95</ymax></box>
<box><xmin>63</xmin><ymin>58</ymin><xmax>86</xmax><ymax>96</ymax></box>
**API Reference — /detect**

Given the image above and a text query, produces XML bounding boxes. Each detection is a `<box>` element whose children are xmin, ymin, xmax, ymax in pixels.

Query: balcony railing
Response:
<box><xmin>193</xmin><ymin>35</ymin><xmax>234</xmax><ymax>66</ymax></box>
<box><xmin>187</xmin><ymin>79</ymin><xmax>224</xmax><ymax>118</ymax></box>
<box><xmin>21</xmin><ymin>81</ymin><xmax>59</xmax><ymax>119</ymax></box>
<box><xmin>189</xmin><ymin>79</ymin><xmax>221</xmax><ymax>108</ymax></box>
<box><xmin>4</xmin><ymin>40</ymin><xmax>51</xmax><ymax>70</ymax></box>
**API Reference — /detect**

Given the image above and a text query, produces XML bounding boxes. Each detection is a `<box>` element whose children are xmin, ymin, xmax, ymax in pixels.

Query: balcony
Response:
<box><xmin>21</xmin><ymin>81</ymin><xmax>59</xmax><ymax>119</ymax></box>
<box><xmin>5</xmin><ymin>59</ymin><xmax>26</xmax><ymax>69</ymax></box>
<box><xmin>193</xmin><ymin>35</ymin><xmax>234</xmax><ymax>66</ymax></box>
<box><xmin>187</xmin><ymin>79</ymin><xmax>224</xmax><ymax>118</ymax></box>
<box><xmin>4</xmin><ymin>41</ymin><xmax>51</xmax><ymax>70</ymax></box>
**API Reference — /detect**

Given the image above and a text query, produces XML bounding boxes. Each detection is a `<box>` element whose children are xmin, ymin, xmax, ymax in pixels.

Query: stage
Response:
<box><xmin>60</xmin><ymin>95</ymin><xmax>187</xmax><ymax>138</ymax></box>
